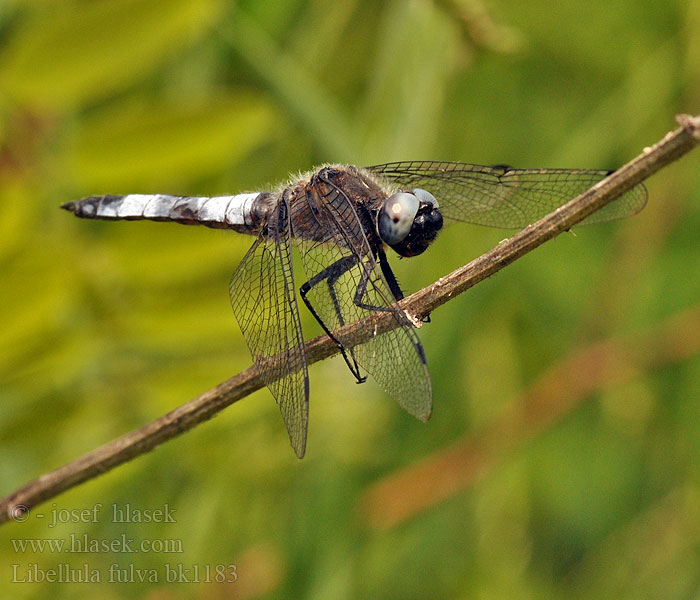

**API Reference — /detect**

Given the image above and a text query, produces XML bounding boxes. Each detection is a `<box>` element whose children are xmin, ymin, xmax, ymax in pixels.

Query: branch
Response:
<box><xmin>2</xmin><ymin>114</ymin><xmax>698</xmax><ymax>526</ymax></box>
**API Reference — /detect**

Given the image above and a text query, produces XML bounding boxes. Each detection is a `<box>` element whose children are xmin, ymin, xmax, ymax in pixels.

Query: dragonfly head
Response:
<box><xmin>378</xmin><ymin>188</ymin><xmax>443</xmax><ymax>257</ymax></box>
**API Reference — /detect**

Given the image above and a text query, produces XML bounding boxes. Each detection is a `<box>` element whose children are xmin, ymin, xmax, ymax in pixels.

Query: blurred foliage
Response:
<box><xmin>1</xmin><ymin>0</ymin><xmax>699</xmax><ymax>598</ymax></box>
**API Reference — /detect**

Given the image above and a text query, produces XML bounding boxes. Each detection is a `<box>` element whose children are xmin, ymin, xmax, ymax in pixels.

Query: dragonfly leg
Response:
<box><xmin>352</xmin><ymin>256</ymin><xmax>415</xmax><ymax>328</ymax></box>
<box><xmin>352</xmin><ymin>258</ymin><xmax>428</xmax><ymax>364</ymax></box>
<box><xmin>376</xmin><ymin>246</ymin><xmax>403</xmax><ymax>301</ymax></box>
<box><xmin>300</xmin><ymin>255</ymin><xmax>366</xmax><ymax>383</ymax></box>
<box><xmin>376</xmin><ymin>247</ymin><xmax>431</xmax><ymax>323</ymax></box>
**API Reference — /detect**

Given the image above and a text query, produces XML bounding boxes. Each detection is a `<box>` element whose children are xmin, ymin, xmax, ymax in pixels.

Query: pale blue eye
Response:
<box><xmin>378</xmin><ymin>192</ymin><xmax>419</xmax><ymax>244</ymax></box>
<box><xmin>412</xmin><ymin>188</ymin><xmax>438</xmax><ymax>208</ymax></box>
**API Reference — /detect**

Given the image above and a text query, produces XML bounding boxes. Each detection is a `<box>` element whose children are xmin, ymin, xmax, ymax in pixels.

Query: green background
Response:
<box><xmin>1</xmin><ymin>0</ymin><xmax>699</xmax><ymax>597</ymax></box>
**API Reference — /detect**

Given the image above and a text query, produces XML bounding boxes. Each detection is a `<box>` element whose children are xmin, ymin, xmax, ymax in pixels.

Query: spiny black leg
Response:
<box><xmin>351</xmin><ymin>258</ymin><xmax>412</xmax><ymax>327</ymax></box>
<box><xmin>300</xmin><ymin>255</ymin><xmax>366</xmax><ymax>383</ymax></box>
<box><xmin>376</xmin><ymin>246</ymin><xmax>404</xmax><ymax>301</ymax></box>
<box><xmin>353</xmin><ymin>253</ymin><xmax>429</xmax><ymax>365</ymax></box>
<box><xmin>324</xmin><ymin>273</ymin><xmax>367</xmax><ymax>384</ymax></box>
<box><xmin>377</xmin><ymin>246</ymin><xmax>431</xmax><ymax>323</ymax></box>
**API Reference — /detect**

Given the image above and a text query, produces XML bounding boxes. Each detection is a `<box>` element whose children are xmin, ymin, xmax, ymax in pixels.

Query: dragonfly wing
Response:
<box><xmin>367</xmin><ymin>161</ymin><xmax>647</xmax><ymax>228</ymax></box>
<box><xmin>229</xmin><ymin>199</ymin><xmax>309</xmax><ymax>458</ymax></box>
<box><xmin>295</xmin><ymin>175</ymin><xmax>432</xmax><ymax>421</ymax></box>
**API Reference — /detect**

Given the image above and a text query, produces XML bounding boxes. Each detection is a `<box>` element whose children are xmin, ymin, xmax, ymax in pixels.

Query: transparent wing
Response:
<box><xmin>295</xmin><ymin>177</ymin><xmax>432</xmax><ymax>421</ymax></box>
<box><xmin>229</xmin><ymin>200</ymin><xmax>309</xmax><ymax>458</ymax></box>
<box><xmin>366</xmin><ymin>161</ymin><xmax>647</xmax><ymax>228</ymax></box>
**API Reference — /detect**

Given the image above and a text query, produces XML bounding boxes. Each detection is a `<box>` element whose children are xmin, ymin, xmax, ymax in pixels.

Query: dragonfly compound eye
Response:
<box><xmin>378</xmin><ymin>192</ymin><xmax>420</xmax><ymax>245</ymax></box>
<box><xmin>412</xmin><ymin>188</ymin><xmax>438</xmax><ymax>208</ymax></box>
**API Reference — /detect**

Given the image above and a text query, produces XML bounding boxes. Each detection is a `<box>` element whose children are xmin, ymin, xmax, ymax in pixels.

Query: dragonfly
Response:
<box><xmin>62</xmin><ymin>161</ymin><xmax>647</xmax><ymax>457</ymax></box>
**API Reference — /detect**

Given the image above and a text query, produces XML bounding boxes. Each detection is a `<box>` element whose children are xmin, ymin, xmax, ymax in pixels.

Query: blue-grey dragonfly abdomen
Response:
<box><xmin>62</xmin><ymin>192</ymin><xmax>264</xmax><ymax>234</ymax></box>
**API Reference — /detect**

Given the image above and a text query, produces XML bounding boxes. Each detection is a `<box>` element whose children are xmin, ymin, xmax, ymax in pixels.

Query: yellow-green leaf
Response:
<box><xmin>0</xmin><ymin>0</ymin><xmax>224</xmax><ymax>110</ymax></box>
<box><xmin>65</xmin><ymin>92</ymin><xmax>276</xmax><ymax>189</ymax></box>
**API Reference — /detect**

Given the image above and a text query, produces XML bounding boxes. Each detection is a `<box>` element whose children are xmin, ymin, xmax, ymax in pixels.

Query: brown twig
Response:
<box><xmin>1</xmin><ymin>114</ymin><xmax>698</xmax><ymax>526</ymax></box>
